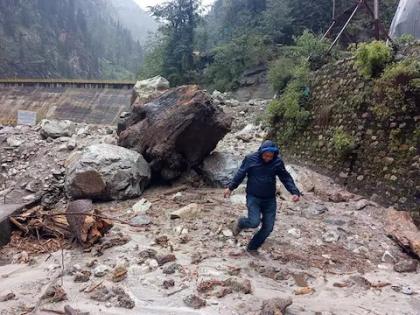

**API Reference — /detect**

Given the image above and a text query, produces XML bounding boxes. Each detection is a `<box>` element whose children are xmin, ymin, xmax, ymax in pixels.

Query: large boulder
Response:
<box><xmin>40</xmin><ymin>119</ymin><xmax>76</xmax><ymax>139</ymax></box>
<box><xmin>118</xmin><ymin>85</ymin><xmax>232</xmax><ymax>181</ymax></box>
<box><xmin>200</xmin><ymin>152</ymin><xmax>242</xmax><ymax>187</ymax></box>
<box><xmin>131</xmin><ymin>76</ymin><xmax>170</xmax><ymax>105</ymax></box>
<box><xmin>65</xmin><ymin>144</ymin><xmax>151</xmax><ymax>201</ymax></box>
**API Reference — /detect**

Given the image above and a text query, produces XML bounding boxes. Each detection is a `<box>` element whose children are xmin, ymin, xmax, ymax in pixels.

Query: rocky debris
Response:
<box><xmin>40</xmin><ymin>119</ymin><xmax>76</xmax><ymax>139</ymax></box>
<box><xmin>322</xmin><ymin>230</ymin><xmax>340</xmax><ymax>243</ymax></box>
<box><xmin>66</xmin><ymin>199</ymin><xmax>113</xmax><ymax>247</ymax></box>
<box><xmin>235</xmin><ymin>124</ymin><xmax>258</xmax><ymax>142</ymax></box>
<box><xmin>64</xmin><ymin>305</ymin><xmax>90</xmax><ymax>315</ymax></box>
<box><xmin>385</xmin><ymin>208</ymin><xmax>420</xmax><ymax>258</ymax></box>
<box><xmin>112</xmin><ymin>265</ymin><xmax>128</xmax><ymax>282</ymax></box>
<box><xmin>138</xmin><ymin>248</ymin><xmax>158</xmax><ymax>264</ymax></box>
<box><xmin>131</xmin><ymin>76</ymin><xmax>169</xmax><ymax>105</ymax></box>
<box><xmin>6</xmin><ymin>135</ymin><xmax>23</xmax><ymax>147</ymax></box>
<box><xmin>355</xmin><ymin>199</ymin><xmax>369</xmax><ymax>210</ymax></box>
<box><xmin>294</xmin><ymin>287</ymin><xmax>315</xmax><ymax>295</ymax></box>
<box><xmin>223</xmin><ymin>277</ymin><xmax>252</xmax><ymax>294</ymax></box>
<box><xmin>394</xmin><ymin>259</ymin><xmax>418</xmax><ymax>273</ymax></box>
<box><xmin>74</xmin><ymin>270</ymin><xmax>91</xmax><ymax>283</ymax></box>
<box><xmin>199</xmin><ymin>152</ymin><xmax>241</xmax><ymax>187</ymax></box>
<box><xmin>328</xmin><ymin>191</ymin><xmax>354</xmax><ymax>203</ymax></box>
<box><xmin>260</xmin><ymin>297</ymin><xmax>293</xmax><ymax>315</ymax></box>
<box><xmin>0</xmin><ymin>292</ymin><xmax>15</xmax><ymax>302</ymax></box>
<box><xmin>131</xmin><ymin>198</ymin><xmax>152</xmax><ymax>214</ymax></box>
<box><xmin>42</xmin><ymin>285</ymin><xmax>67</xmax><ymax>303</ymax></box>
<box><xmin>95</xmin><ymin>234</ymin><xmax>130</xmax><ymax>256</ymax></box>
<box><xmin>170</xmin><ymin>203</ymin><xmax>201</xmax><ymax>220</ymax></box>
<box><xmin>89</xmin><ymin>285</ymin><xmax>134</xmax><ymax>309</ymax></box>
<box><xmin>162</xmin><ymin>263</ymin><xmax>182</xmax><ymax>275</ymax></box>
<box><xmin>163</xmin><ymin>279</ymin><xmax>175</xmax><ymax>289</ymax></box>
<box><xmin>65</xmin><ymin>144</ymin><xmax>151</xmax><ymax>200</ymax></box>
<box><xmin>183</xmin><ymin>294</ymin><xmax>206</xmax><ymax>309</ymax></box>
<box><xmin>156</xmin><ymin>254</ymin><xmax>176</xmax><ymax>266</ymax></box>
<box><xmin>93</xmin><ymin>265</ymin><xmax>110</xmax><ymax>277</ymax></box>
<box><xmin>118</xmin><ymin>85</ymin><xmax>232</xmax><ymax>181</ymax></box>
<box><xmin>288</xmin><ymin>228</ymin><xmax>301</xmax><ymax>239</ymax></box>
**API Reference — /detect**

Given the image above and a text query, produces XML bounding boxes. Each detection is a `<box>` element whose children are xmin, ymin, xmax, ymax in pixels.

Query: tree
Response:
<box><xmin>151</xmin><ymin>0</ymin><xmax>201</xmax><ymax>85</ymax></box>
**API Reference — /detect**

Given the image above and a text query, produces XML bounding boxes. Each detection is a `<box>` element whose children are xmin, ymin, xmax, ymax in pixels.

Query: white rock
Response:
<box><xmin>381</xmin><ymin>250</ymin><xmax>396</xmax><ymax>263</ymax></box>
<box><xmin>288</xmin><ymin>228</ymin><xmax>301</xmax><ymax>238</ymax></box>
<box><xmin>94</xmin><ymin>264</ymin><xmax>110</xmax><ymax>277</ymax></box>
<box><xmin>222</xmin><ymin>229</ymin><xmax>233</xmax><ymax>237</ymax></box>
<box><xmin>230</xmin><ymin>194</ymin><xmax>246</xmax><ymax>205</ymax></box>
<box><xmin>6</xmin><ymin>136</ymin><xmax>23</xmax><ymax>147</ymax></box>
<box><xmin>132</xmin><ymin>198</ymin><xmax>152</xmax><ymax>214</ymax></box>
<box><xmin>322</xmin><ymin>230</ymin><xmax>340</xmax><ymax>243</ymax></box>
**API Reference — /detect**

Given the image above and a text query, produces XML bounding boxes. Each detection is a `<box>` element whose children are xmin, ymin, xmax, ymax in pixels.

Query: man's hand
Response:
<box><xmin>292</xmin><ymin>195</ymin><xmax>300</xmax><ymax>202</ymax></box>
<box><xmin>224</xmin><ymin>188</ymin><xmax>232</xmax><ymax>199</ymax></box>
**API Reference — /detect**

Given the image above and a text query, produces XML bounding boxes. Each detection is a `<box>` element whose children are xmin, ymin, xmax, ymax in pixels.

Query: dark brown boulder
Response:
<box><xmin>118</xmin><ymin>85</ymin><xmax>232</xmax><ymax>181</ymax></box>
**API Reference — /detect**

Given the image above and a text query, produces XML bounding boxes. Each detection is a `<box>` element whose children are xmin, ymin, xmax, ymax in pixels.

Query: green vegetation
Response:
<box><xmin>354</xmin><ymin>41</ymin><xmax>393</xmax><ymax>78</ymax></box>
<box><xmin>267</xmin><ymin>61</ymin><xmax>311</xmax><ymax>141</ymax></box>
<box><xmin>331</xmin><ymin>129</ymin><xmax>355</xmax><ymax>156</ymax></box>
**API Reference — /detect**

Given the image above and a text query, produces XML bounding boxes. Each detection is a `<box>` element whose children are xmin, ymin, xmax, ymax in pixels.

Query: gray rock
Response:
<box><xmin>40</xmin><ymin>119</ymin><xmax>76</xmax><ymax>139</ymax></box>
<box><xmin>6</xmin><ymin>136</ymin><xmax>23</xmax><ymax>147</ymax></box>
<box><xmin>65</xmin><ymin>144</ymin><xmax>151</xmax><ymax>200</ymax></box>
<box><xmin>129</xmin><ymin>215</ymin><xmax>151</xmax><ymax>226</ymax></box>
<box><xmin>394</xmin><ymin>259</ymin><xmax>418</xmax><ymax>273</ymax></box>
<box><xmin>200</xmin><ymin>152</ymin><xmax>241</xmax><ymax>187</ymax></box>
<box><xmin>322</xmin><ymin>230</ymin><xmax>340</xmax><ymax>243</ymax></box>
<box><xmin>355</xmin><ymin>199</ymin><xmax>369</xmax><ymax>210</ymax></box>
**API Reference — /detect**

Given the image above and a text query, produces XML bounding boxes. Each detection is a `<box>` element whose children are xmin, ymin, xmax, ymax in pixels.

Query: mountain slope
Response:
<box><xmin>0</xmin><ymin>0</ymin><xmax>144</xmax><ymax>79</ymax></box>
<box><xmin>109</xmin><ymin>0</ymin><xmax>158</xmax><ymax>44</ymax></box>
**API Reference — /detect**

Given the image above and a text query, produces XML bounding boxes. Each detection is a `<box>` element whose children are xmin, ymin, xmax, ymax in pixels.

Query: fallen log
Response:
<box><xmin>118</xmin><ymin>85</ymin><xmax>232</xmax><ymax>181</ymax></box>
<box><xmin>66</xmin><ymin>200</ymin><xmax>112</xmax><ymax>247</ymax></box>
<box><xmin>385</xmin><ymin>208</ymin><xmax>420</xmax><ymax>258</ymax></box>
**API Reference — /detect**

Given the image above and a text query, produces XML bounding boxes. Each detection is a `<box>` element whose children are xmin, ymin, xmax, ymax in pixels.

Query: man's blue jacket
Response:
<box><xmin>228</xmin><ymin>140</ymin><xmax>301</xmax><ymax>199</ymax></box>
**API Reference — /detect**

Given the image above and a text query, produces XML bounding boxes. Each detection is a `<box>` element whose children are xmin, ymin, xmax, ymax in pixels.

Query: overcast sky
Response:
<box><xmin>135</xmin><ymin>0</ymin><xmax>215</xmax><ymax>11</ymax></box>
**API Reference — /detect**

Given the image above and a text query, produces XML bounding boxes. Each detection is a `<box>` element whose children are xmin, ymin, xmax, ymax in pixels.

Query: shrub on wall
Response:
<box><xmin>354</xmin><ymin>41</ymin><xmax>393</xmax><ymax>78</ymax></box>
<box><xmin>331</xmin><ymin>128</ymin><xmax>355</xmax><ymax>157</ymax></box>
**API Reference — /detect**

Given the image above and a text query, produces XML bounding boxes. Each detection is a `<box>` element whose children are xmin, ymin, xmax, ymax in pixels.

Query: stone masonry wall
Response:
<box><xmin>283</xmin><ymin>43</ymin><xmax>420</xmax><ymax>212</ymax></box>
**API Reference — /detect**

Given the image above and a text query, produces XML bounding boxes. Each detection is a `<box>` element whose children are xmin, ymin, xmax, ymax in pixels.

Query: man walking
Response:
<box><xmin>224</xmin><ymin>140</ymin><xmax>301</xmax><ymax>254</ymax></box>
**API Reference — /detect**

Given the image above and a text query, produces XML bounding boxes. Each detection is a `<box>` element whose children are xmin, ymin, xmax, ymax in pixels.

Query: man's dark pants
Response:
<box><xmin>238</xmin><ymin>194</ymin><xmax>277</xmax><ymax>250</ymax></box>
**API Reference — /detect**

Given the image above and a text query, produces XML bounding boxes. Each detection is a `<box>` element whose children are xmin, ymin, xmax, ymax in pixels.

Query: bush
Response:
<box><xmin>267</xmin><ymin>61</ymin><xmax>311</xmax><ymax>140</ymax></box>
<box><xmin>204</xmin><ymin>35</ymin><xmax>269</xmax><ymax>92</ymax></box>
<box><xmin>380</xmin><ymin>58</ymin><xmax>420</xmax><ymax>85</ymax></box>
<box><xmin>331</xmin><ymin>129</ymin><xmax>355</xmax><ymax>156</ymax></box>
<box><xmin>354</xmin><ymin>41</ymin><xmax>393</xmax><ymax>78</ymax></box>
<box><xmin>268</xmin><ymin>57</ymin><xmax>295</xmax><ymax>93</ymax></box>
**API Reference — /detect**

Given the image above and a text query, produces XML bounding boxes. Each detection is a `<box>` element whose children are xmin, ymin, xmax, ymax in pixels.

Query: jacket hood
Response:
<box><xmin>258</xmin><ymin>140</ymin><xmax>280</xmax><ymax>158</ymax></box>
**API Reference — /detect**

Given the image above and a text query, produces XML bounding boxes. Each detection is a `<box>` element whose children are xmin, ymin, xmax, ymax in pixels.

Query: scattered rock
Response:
<box><xmin>355</xmin><ymin>199</ymin><xmax>369</xmax><ymax>210</ymax></box>
<box><xmin>322</xmin><ymin>230</ymin><xmax>340</xmax><ymax>243</ymax></box>
<box><xmin>129</xmin><ymin>215</ymin><xmax>152</xmax><ymax>226</ymax></box>
<box><xmin>0</xmin><ymin>292</ymin><xmax>15</xmax><ymax>302</ymax></box>
<box><xmin>191</xmin><ymin>252</ymin><xmax>204</xmax><ymax>264</ymax></box>
<box><xmin>381</xmin><ymin>251</ymin><xmax>397</xmax><ymax>264</ymax></box>
<box><xmin>112</xmin><ymin>266</ymin><xmax>128</xmax><ymax>282</ymax></box>
<box><xmin>260</xmin><ymin>297</ymin><xmax>293</xmax><ymax>315</ymax></box>
<box><xmin>40</xmin><ymin>119</ymin><xmax>76</xmax><ymax>139</ymax></box>
<box><xmin>42</xmin><ymin>285</ymin><xmax>67</xmax><ymax>303</ymax></box>
<box><xmin>162</xmin><ymin>263</ymin><xmax>182</xmax><ymax>275</ymax></box>
<box><xmin>93</xmin><ymin>264</ymin><xmax>110</xmax><ymax>277</ymax></box>
<box><xmin>224</xmin><ymin>277</ymin><xmax>252</xmax><ymax>294</ymax></box>
<box><xmin>294</xmin><ymin>287</ymin><xmax>314</xmax><ymax>295</ymax></box>
<box><xmin>170</xmin><ymin>203</ymin><xmax>201</xmax><ymax>220</ymax></box>
<box><xmin>74</xmin><ymin>270</ymin><xmax>91</xmax><ymax>283</ymax></box>
<box><xmin>156</xmin><ymin>254</ymin><xmax>176</xmax><ymax>266</ymax></box>
<box><xmin>163</xmin><ymin>279</ymin><xmax>175</xmax><ymax>289</ymax></box>
<box><xmin>112</xmin><ymin>286</ymin><xmax>135</xmax><ymax>309</ymax></box>
<box><xmin>222</xmin><ymin>229</ymin><xmax>233</xmax><ymax>237</ymax></box>
<box><xmin>394</xmin><ymin>259</ymin><xmax>418</xmax><ymax>273</ymax></box>
<box><xmin>183</xmin><ymin>294</ymin><xmax>206</xmax><ymax>309</ymax></box>
<box><xmin>288</xmin><ymin>228</ymin><xmax>301</xmax><ymax>239</ymax></box>
<box><xmin>6</xmin><ymin>136</ymin><xmax>23</xmax><ymax>147</ymax></box>
<box><xmin>132</xmin><ymin>198</ymin><xmax>152</xmax><ymax>214</ymax></box>
<box><xmin>65</xmin><ymin>144</ymin><xmax>151</xmax><ymax>200</ymax></box>
<box><xmin>200</xmin><ymin>152</ymin><xmax>241</xmax><ymax>187</ymax></box>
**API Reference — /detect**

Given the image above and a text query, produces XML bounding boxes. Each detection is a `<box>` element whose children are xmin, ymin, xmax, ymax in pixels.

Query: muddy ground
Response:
<box><xmin>0</xmin><ymin>99</ymin><xmax>419</xmax><ymax>315</ymax></box>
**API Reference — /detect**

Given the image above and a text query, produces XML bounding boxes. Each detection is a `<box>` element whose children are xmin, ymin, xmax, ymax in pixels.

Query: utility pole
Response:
<box><xmin>374</xmin><ymin>0</ymin><xmax>380</xmax><ymax>40</ymax></box>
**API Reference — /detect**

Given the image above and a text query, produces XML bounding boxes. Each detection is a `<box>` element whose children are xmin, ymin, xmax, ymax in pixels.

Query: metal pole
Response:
<box><xmin>374</xmin><ymin>0</ymin><xmax>380</xmax><ymax>40</ymax></box>
<box><xmin>326</xmin><ymin>0</ymin><xmax>362</xmax><ymax>54</ymax></box>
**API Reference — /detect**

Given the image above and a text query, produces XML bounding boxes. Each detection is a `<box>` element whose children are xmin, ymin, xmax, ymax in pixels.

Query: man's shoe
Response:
<box><xmin>231</xmin><ymin>220</ymin><xmax>242</xmax><ymax>236</ymax></box>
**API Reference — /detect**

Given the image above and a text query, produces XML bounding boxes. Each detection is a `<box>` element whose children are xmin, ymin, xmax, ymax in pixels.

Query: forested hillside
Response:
<box><xmin>0</xmin><ymin>0</ymin><xmax>148</xmax><ymax>79</ymax></box>
<box><xmin>140</xmin><ymin>0</ymin><xmax>398</xmax><ymax>90</ymax></box>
